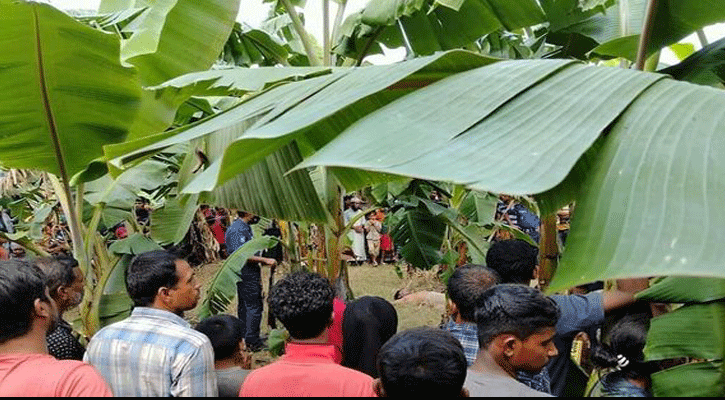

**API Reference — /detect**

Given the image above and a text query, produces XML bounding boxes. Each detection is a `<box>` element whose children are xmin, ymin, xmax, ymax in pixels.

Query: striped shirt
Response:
<box><xmin>84</xmin><ymin>307</ymin><xmax>217</xmax><ymax>397</ymax></box>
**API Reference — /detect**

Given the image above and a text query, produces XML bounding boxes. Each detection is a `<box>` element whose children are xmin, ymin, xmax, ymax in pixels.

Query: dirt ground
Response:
<box><xmin>187</xmin><ymin>261</ymin><xmax>447</xmax><ymax>367</ymax></box>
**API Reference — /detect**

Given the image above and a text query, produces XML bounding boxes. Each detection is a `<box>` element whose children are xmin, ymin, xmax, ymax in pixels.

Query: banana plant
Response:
<box><xmin>0</xmin><ymin>0</ymin><xmax>240</xmax><ymax>336</ymax></box>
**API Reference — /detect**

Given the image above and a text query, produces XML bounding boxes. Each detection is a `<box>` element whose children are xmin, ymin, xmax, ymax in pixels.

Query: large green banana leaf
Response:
<box><xmin>391</xmin><ymin>205</ymin><xmax>447</xmax><ymax>270</ymax></box>
<box><xmin>149</xmin><ymin>194</ymin><xmax>199</xmax><ymax>245</ymax></box>
<box><xmin>99</xmin><ymin>0</ymin><xmax>240</xmax><ymax>140</ymax></box>
<box><xmin>659</xmin><ymin>36</ymin><xmax>725</xmax><ymax>87</ymax></box>
<box><xmin>584</xmin><ymin>0</ymin><xmax>725</xmax><ymax>61</ymax></box>
<box><xmin>637</xmin><ymin>276</ymin><xmax>725</xmax><ymax>303</ymax></box>
<box><xmin>197</xmin><ymin>235</ymin><xmax>279</xmax><ymax>320</ymax></box>
<box><xmin>645</xmin><ymin>303</ymin><xmax>725</xmax><ymax>361</ymax></box>
<box><xmin>651</xmin><ymin>361</ymin><xmax>725</xmax><ymax>397</ymax></box>
<box><xmin>0</xmin><ymin>1</ymin><xmax>141</xmax><ymax>182</ymax></box>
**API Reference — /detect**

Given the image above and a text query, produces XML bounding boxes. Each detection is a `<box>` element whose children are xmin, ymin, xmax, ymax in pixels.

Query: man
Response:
<box><xmin>225</xmin><ymin>211</ymin><xmax>277</xmax><ymax>352</ymax></box>
<box><xmin>240</xmin><ymin>272</ymin><xmax>375</xmax><ymax>397</ymax></box>
<box><xmin>34</xmin><ymin>256</ymin><xmax>85</xmax><ymax>360</ymax></box>
<box><xmin>196</xmin><ymin>315</ymin><xmax>252</xmax><ymax>397</ymax></box>
<box><xmin>441</xmin><ymin>265</ymin><xmax>499</xmax><ymax>366</ymax></box>
<box><xmin>0</xmin><ymin>260</ymin><xmax>112</xmax><ymax>396</ymax></box>
<box><xmin>486</xmin><ymin>239</ymin><xmax>647</xmax><ymax>396</ymax></box>
<box><xmin>465</xmin><ymin>284</ymin><xmax>558</xmax><ymax>397</ymax></box>
<box><xmin>343</xmin><ymin>196</ymin><xmax>366</xmax><ymax>263</ymax></box>
<box><xmin>85</xmin><ymin>250</ymin><xmax>217</xmax><ymax>396</ymax></box>
<box><xmin>375</xmin><ymin>327</ymin><xmax>469</xmax><ymax>397</ymax></box>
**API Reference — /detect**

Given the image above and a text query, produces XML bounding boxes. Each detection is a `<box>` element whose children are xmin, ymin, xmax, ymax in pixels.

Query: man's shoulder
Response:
<box><xmin>465</xmin><ymin>370</ymin><xmax>552</xmax><ymax>397</ymax></box>
<box><xmin>91</xmin><ymin>315</ymin><xmax>210</xmax><ymax>348</ymax></box>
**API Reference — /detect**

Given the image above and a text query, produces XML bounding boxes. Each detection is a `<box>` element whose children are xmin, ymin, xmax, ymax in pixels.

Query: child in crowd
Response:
<box><xmin>374</xmin><ymin>326</ymin><xmax>469</xmax><ymax>397</ymax></box>
<box><xmin>195</xmin><ymin>315</ymin><xmax>252</xmax><ymax>397</ymax></box>
<box><xmin>465</xmin><ymin>284</ymin><xmax>559</xmax><ymax>397</ymax></box>
<box><xmin>589</xmin><ymin>315</ymin><xmax>654</xmax><ymax>397</ymax></box>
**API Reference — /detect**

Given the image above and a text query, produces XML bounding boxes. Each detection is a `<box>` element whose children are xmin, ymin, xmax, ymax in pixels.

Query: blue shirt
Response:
<box><xmin>225</xmin><ymin>219</ymin><xmax>253</xmax><ymax>255</ymax></box>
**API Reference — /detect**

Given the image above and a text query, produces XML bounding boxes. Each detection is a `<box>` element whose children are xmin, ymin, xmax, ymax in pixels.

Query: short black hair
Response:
<box><xmin>196</xmin><ymin>315</ymin><xmax>245</xmax><ymax>361</ymax></box>
<box><xmin>485</xmin><ymin>240</ymin><xmax>538</xmax><ymax>284</ymax></box>
<box><xmin>268</xmin><ymin>272</ymin><xmax>333</xmax><ymax>340</ymax></box>
<box><xmin>126</xmin><ymin>250</ymin><xmax>180</xmax><ymax>307</ymax></box>
<box><xmin>475</xmin><ymin>284</ymin><xmax>560</xmax><ymax>348</ymax></box>
<box><xmin>377</xmin><ymin>327</ymin><xmax>467</xmax><ymax>397</ymax></box>
<box><xmin>446</xmin><ymin>265</ymin><xmax>499</xmax><ymax>322</ymax></box>
<box><xmin>32</xmin><ymin>256</ymin><xmax>78</xmax><ymax>299</ymax></box>
<box><xmin>0</xmin><ymin>260</ymin><xmax>52</xmax><ymax>344</ymax></box>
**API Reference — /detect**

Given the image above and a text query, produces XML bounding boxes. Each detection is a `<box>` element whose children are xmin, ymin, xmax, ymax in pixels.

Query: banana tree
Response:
<box><xmin>0</xmin><ymin>0</ymin><xmax>240</xmax><ymax>336</ymax></box>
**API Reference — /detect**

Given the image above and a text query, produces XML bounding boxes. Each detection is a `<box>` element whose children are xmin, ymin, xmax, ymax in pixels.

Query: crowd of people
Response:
<box><xmin>0</xmin><ymin>231</ymin><xmax>662</xmax><ymax>397</ymax></box>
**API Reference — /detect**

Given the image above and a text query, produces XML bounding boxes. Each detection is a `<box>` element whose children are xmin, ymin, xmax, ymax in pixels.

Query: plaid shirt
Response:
<box><xmin>442</xmin><ymin>320</ymin><xmax>551</xmax><ymax>394</ymax></box>
<box><xmin>441</xmin><ymin>320</ymin><xmax>479</xmax><ymax>366</ymax></box>
<box><xmin>84</xmin><ymin>307</ymin><xmax>217</xmax><ymax>397</ymax></box>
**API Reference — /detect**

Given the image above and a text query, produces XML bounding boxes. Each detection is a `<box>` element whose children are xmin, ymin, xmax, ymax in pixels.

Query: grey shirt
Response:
<box><xmin>216</xmin><ymin>367</ymin><xmax>251</xmax><ymax>397</ymax></box>
<box><xmin>464</xmin><ymin>370</ymin><xmax>553</xmax><ymax>397</ymax></box>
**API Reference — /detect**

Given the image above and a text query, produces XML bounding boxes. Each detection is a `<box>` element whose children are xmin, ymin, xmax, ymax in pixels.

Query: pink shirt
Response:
<box><xmin>0</xmin><ymin>353</ymin><xmax>113</xmax><ymax>397</ymax></box>
<box><xmin>240</xmin><ymin>343</ymin><xmax>375</xmax><ymax>397</ymax></box>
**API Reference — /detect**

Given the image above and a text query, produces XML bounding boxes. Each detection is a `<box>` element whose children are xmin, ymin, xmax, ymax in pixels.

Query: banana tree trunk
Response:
<box><xmin>323</xmin><ymin>169</ymin><xmax>354</xmax><ymax>300</ymax></box>
<box><xmin>538</xmin><ymin>214</ymin><xmax>558</xmax><ymax>290</ymax></box>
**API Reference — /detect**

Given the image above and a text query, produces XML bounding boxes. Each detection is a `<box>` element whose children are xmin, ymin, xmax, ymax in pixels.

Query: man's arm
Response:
<box><xmin>248</xmin><ymin>256</ymin><xmax>277</xmax><ymax>266</ymax></box>
<box><xmin>174</xmin><ymin>342</ymin><xmax>218</xmax><ymax>397</ymax></box>
<box><xmin>602</xmin><ymin>278</ymin><xmax>649</xmax><ymax>312</ymax></box>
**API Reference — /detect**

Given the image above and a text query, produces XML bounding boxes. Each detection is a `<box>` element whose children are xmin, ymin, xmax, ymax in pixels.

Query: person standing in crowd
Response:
<box><xmin>374</xmin><ymin>327</ymin><xmax>469</xmax><ymax>397</ymax></box>
<box><xmin>34</xmin><ymin>256</ymin><xmax>85</xmax><ymax>361</ymax></box>
<box><xmin>495</xmin><ymin>195</ymin><xmax>541</xmax><ymax>243</ymax></box>
<box><xmin>342</xmin><ymin>296</ymin><xmax>398</xmax><ymax>378</ymax></box>
<box><xmin>0</xmin><ymin>260</ymin><xmax>112</xmax><ymax>397</ymax></box>
<box><xmin>364</xmin><ymin>211</ymin><xmax>382</xmax><ymax>266</ymax></box>
<box><xmin>343</xmin><ymin>196</ymin><xmax>367</xmax><ymax>264</ymax></box>
<box><xmin>195</xmin><ymin>315</ymin><xmax>252</xmax><ymax>397</ymax></box>
<box><xmin>486</xmin><ymin>239</ymin><xmax>649</xmax><ymax>396</ymax></box>
<box><xmin>225</xmin><ymin>211</ymin><xmax>277</xmax><ymax>352</ymax></box>
<box><xmin>85</xmin><ymin>250</ymin><xmax>217</xmax><ymax>396</ymax></box>
<box><xmin>589</xmin><ymin>315</ymin><xmax>654</xmax><ymax>397</ymax></box>
<box><xmin>465</xmin><ymin>284</ymin><xmax>558</xmax><ymax>397</ymax></box>
<box><xmin>441</xmin><ymin>265</ymin><xmax>499</xmax><ymax>366</ymax></box>
<box><xmin>240</xmin><ymin>272</ymin><xmax>375</xmax><ymax>397</ymax></box>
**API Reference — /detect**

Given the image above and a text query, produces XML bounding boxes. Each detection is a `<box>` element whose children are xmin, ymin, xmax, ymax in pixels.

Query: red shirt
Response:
<box><xmin>328</xmin><ymin>298</ymin><xmax>346</xmax><ymax>364</ymax></box>
<box><xmin>240</xmin><ymin>343</ymin><xmax>375</xmax><ymax>397</ymax></box>
<box><xmin>0</xmin><ymin>353</ymin><xmax>113</xmax><ymax>397</ymax></box>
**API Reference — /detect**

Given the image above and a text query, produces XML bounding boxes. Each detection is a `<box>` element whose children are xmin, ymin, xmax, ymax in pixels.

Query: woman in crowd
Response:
<box><xmin>342</xmin><ymin>296</ymin><xmax>398</xmax><ymax>378</ymax></box>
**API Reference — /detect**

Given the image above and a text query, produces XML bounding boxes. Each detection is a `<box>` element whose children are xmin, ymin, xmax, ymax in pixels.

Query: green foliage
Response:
<box><xmin>197</xmin><ymin>236</ymin><xmax>279</xmax><ymax>320</ymax></box>
<box><xmin>659</xmin><ymin>37</ymin><xmax>725</xmax><ymax>87</ymax></box>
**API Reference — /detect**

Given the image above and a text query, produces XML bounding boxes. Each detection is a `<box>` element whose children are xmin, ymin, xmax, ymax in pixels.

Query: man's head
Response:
<box><xmin>485</xmin><ymin>240</ymin><xmax>538</xmax><ymax>284</ymax></box>
<box><xmin>196</xmin><ymin>315</ymin><xmax>250</xmax><ymax>367</ymax></box>
<box><xmin>33</xmin><ymin>256</ymin><xmax>84</xmax><ymax>313</ymax></box>
<box><xmin>0</xmin><ymin>260</ymin><xmax>59</xmax><ymax>344</ymax></box>
<box><xmin>126</xmin><ymin>250</ymin><xmax>200</xmax><ymax>314</ymax></box>
<box><xmin>446</xmin><ymin>265</ymin><xmax>499</xmax><ymax>322</ymax></box>
<box><xmin>237</xmin><ymin>211</ymin><xmax>261</xmax><ymax>225</ymax></box>
<box><xmin>375</xmin><ymin>327</ymin><xmax>468</xmax><ymax>397</ymax></box>
<box><xmin>475</xmin><ymin>284</ymin><xmax>560</xmax><ymax>374</ymax></box>
<box><xmin>350</xmin><ymin>197</ymin><xmax>363</xmax><ymax>211</ymax></box>
<box><xmin>268</xmin><ymin>272</ymin><xmax>334</xmax><ymax>340</ymax></box>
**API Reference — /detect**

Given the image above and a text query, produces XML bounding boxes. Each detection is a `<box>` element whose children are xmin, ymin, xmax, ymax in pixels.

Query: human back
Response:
<box><xmin>240</xmin><ymin>271</ymin><xmax>374</xmax><ymax>397</ymax></box>
<box><xmin>84</xmin><ymin>250</ymin><xmax>217</xmax><ymax>397</ymax></box>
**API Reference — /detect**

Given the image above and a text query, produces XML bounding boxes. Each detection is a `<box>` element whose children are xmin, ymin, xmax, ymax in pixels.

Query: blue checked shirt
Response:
<box><xmin>442</xmin><ymin>319</ymin><xmax>552</xmax><ymax>394</ymax></box>
<box><xmin>84</xmin><ymin>307</ymin><xmax>218</xmax><ymax>397</ymax></box>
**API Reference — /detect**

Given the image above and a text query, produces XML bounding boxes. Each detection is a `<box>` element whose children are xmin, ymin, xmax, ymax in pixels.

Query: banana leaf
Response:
<box><xmin>196</xmin><ymin>235</ymin><xmax>279</xmax><ymax>320</ymax></box>
<box><xmin>637</xmin><ymin>276</ymin><xmax>725</xmax><ymax>303</ymax></box>
<box><xmin>0</xmin><ymin>1</ymin><xmax>141</xmax><ymax>182</ymax></box>
<box><xmin>652</xmin><ymin>361</ymin><xmax>725</xmax><ymax>397</ymax></box>
<box><xmin>645</xmin><ymin>303</ymin><xmax>725</xmax><ymax>361</ymax></box>
<box><xmin>391</xmin><ymin>205</ymin><xmax>447</xmax><ymax>270</ymax></box>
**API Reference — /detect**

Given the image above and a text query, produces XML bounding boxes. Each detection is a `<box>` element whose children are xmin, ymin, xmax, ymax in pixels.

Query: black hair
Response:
<box><xmin>377</xmin><ymin>327</ymin><xmax>467</xmax><ymax>397</ymax></box>
<box><xmin>196</xmin><ymin>315</ymin><xmax>245</xmax><ymax>361</ymax></box>
<box><xmin>126</xmin><ymin>250</ymin><xmax>180</xmax><ymax>307</ymax></box>
<box><xmin>342</xmin><ymin>296</ymin><xmax>398</xmax><ymax>378</ymax></box>
<box><xmin>591</xmin><ymin>314</ymin><xmax>653</xmax><ymax>379</ymax></box>
<box><xmin>0</xmin><ymin>260</ymin><xmax>52</xmax><ymax>344</ymax></box>
<box><xmin>446</xmin><ymin>265</ymin><xmax>499</xmax><ymax>322</ymax></box>
<box><xmin>32</xmin><ymin>256</ymin><xmax>78</xmax><ymax>299</ymax></box>
<box><xmin>475</xmin><ymin>284</ymin><xmax>560</xmax><ymax>348</ymax></box>
<box><xmin>268</xmin><ymin>271</ymin><xmax>334</xmax><ymax>340</ymax></box>
<box><xmin>485</xmin><ymin>239</ymin><xmax>538</xmax><ymax>284</ymax></box>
